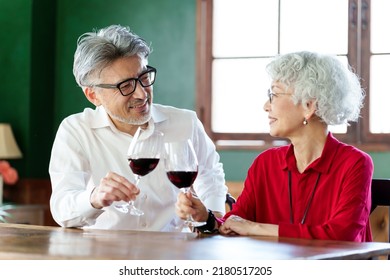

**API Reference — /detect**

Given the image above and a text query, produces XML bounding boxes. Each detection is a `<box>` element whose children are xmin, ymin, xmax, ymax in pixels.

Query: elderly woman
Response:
<box><xmin>177</xmin><ymin>51</ymin><xmax>373</xmax><ymax>242</ymax></box>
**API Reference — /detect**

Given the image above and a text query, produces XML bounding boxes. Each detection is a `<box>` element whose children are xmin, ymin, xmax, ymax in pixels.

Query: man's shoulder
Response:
<box><xmin>153</xmin><ymin>103</ymin><xmax>195</xmax><ymax>113</ymax></box>
<box><xmin>60</xmin><ymin>107</ymin><xmax>98</xmax><ymax>127</ymax></box>
<box><xmin>153</xmin><ymin>103</ymin><xmax>197</xmax><ymax>118</ymax></box>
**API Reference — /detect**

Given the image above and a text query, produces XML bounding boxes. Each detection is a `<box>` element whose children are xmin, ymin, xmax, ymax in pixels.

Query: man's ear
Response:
<box><xmin>84</xmin><ymin>87</ymin><xmax>102</xmax><ymax>106</ymax></box>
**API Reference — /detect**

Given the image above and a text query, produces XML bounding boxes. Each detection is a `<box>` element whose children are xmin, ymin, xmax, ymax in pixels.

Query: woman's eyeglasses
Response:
<box><xmin>267</xmin><ymin>89</ymin><xmax>292</xmax><ymax>103</ymax></box>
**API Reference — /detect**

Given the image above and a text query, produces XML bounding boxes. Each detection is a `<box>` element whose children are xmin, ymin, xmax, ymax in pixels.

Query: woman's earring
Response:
<box><xmin>303</xmin><ymin>118</ymin><xmax>308</xmax><ymax>125</ymax></box>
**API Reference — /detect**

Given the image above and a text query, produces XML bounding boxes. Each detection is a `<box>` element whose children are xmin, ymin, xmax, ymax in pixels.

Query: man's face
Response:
<box><xmin>91</xmin><ymin>55</ymin><xmax>153</xmax><ymax>130</ymax></box>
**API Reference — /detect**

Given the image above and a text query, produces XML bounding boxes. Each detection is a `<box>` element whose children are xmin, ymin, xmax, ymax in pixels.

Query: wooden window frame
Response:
<box><xmin>196</xmin><ymin>0</ymin><xmax>390</xmax><ymax>151</ymax></box>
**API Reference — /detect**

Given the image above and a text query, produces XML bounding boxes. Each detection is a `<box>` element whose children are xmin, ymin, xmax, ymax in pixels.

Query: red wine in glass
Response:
<box><xmin>114</xmin><ymin>128</ymin><xmax>164</xmax><ymax>216</ymax></box>
<box><xmin>129</xmin><ymin>158</ymin><xmax>160</xmax><ymax>176</ymax></box>
<box><xmin>166</xmin><ymin>171</ymin><xmax>198</xmax><ymax>189</ymax></box>
<box><xmin>164</xmin><ymin>139</ymin><xmax>206</xmax><ymax>228</ymax></box>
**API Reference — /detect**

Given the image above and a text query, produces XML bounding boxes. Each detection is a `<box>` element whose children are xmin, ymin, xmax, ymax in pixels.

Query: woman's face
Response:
<box><xmin>263</xmin><ymin>82</ymin><xmax>306</xmax><ymax>139</ymax></box>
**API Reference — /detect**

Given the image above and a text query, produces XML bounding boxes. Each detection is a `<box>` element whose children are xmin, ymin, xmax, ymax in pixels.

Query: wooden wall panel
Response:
<box><xmin>3</xmin><ymin>178</ymin><xmax>57</xmax><ymax>226</ymax></box>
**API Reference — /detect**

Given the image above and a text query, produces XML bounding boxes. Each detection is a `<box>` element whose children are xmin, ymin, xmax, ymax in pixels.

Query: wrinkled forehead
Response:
<box><xmin>95</xmin><ymin>55</ymin><xmax>148</xmax><ymax>81</ymax></box>
<box><xmin>270</xmin><ymin>81</ymin><xmax>294</xmax><ymax>94</ymax></box>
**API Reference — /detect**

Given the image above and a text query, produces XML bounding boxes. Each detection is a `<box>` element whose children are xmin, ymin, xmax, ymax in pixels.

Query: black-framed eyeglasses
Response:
<box><xmin>93</xmin><ymin>65</ymin><xmax>157</xmax><ymax>96</ymax></box>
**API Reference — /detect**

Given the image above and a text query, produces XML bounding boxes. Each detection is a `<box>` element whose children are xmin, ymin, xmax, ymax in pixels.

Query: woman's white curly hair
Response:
<box><xmin>266</xmin><ymin>51</ymin><xmax>365</xmax><ymax>125</ymax></box>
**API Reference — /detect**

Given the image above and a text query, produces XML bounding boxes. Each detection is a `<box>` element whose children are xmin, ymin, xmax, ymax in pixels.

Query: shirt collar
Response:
<box><xmin>90</xmin><ymin>106</ymin><xmax>112</xmax><ymax>129</ymax></box>
<box><xmin>284</xmin><ymin>132</ymin><xmax>340</xmax><ymax>174</ymax></box>
<box><xmin>89</xmin><ymin>104</ymin><xmax>169</xmax><ymax>130</ymax></box>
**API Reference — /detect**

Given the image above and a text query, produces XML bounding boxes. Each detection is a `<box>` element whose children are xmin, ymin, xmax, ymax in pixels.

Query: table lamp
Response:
<box><xmin>0</xmin><ymin>123</ymin><xmax>22</xmax><ymax>204</ymax></box>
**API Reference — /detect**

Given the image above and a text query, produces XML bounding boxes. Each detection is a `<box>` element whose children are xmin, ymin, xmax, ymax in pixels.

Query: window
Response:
<box><xmin>196</xmin><ymin>0</ymin><xmax>390</xmax><ymax>150</ymax></box>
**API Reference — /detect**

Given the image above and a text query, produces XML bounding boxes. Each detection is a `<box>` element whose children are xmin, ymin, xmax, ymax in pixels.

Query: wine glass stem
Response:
<box><xmin>184</xmin><ymin>187</ymin><xmax>195</xmax><ymax>223</ymax></box>
<box><xmin>183</xmin><ymin>187</ymin><xmax>207</xmax><ymax>228</ymax></box>
<box><xmin>128</xmin><ymin>175</ymin><xmax>141</xmax><ymax>207</ymax></box>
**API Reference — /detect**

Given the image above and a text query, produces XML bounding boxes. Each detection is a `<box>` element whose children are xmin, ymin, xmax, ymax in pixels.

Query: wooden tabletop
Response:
<box><xmin>0</xmin><ymin>223</ymin><xmax>389</xmax><ymax>260</ymax></box>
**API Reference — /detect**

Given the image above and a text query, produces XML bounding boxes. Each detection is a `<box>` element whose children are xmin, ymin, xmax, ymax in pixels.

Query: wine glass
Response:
<box><xmin>115</xmin><ymin>127</ymin><xmax>164</xmax><ymax>215</ymax></box>
<box><xmin>164</xmin><ymin>139</ymin><xmax>206</xmax><ymax>227</ymax></box>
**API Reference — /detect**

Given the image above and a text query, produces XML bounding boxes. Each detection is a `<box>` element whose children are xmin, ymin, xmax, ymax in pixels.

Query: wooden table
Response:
<box><xmin>0</xmin><ymin>204</ymin><xmax>46</xmax><ymax>225</ymax></box>
<box><xmin>0</xmin><ymin>223</ymin><xmax>389</xmax><ymax>260</ymax></box>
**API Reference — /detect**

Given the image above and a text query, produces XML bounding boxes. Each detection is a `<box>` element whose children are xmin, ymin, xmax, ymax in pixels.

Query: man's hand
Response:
<box><xmin>175</xmin><ymin>188</ymin><xmax>208</xmax><ymax>222</ymax></box>
<box><xmin>90</xmin><ymin>171</ymin><xmax>140</xmax><ymax>209</ymax></box>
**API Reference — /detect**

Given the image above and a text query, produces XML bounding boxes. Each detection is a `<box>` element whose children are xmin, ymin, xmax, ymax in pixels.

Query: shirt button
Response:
<box><xmin>142</xmin><ymin>194</ymin><xmax>147</xmax><ymax>200</ymax></box>
<box><xmin>140</xmin><ymin>222</ymin><xmax>147</xmax><ymax>227</ymax></box>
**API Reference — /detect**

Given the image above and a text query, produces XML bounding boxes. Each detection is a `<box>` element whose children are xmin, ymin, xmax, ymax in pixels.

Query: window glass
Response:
<box><xmin>212</xmin><ymin>58</ymin><xmax>271</xmax><ymax>133</ymax></box>
<box><xmin>371</xmin><ymin>0</ymin><xmax>390</xmax><ymax>53</ymax></box>
<box><xmin>213</xmin><ymin>0</ymin><xmax>278</xmax><ymax>57</ymax></box>
<box><xmin>370</xmin><ymin>0</ymin><xmax>390</xmax><ymax>133</ymax></box>
<box><xmin>212</xmin><ymin>0</ymin><xmax>349</xmax><ymax>134</ymax></box>
<box><xmin>370</xmin><ymin>55</ymin><xmax>390</xmax><ymax>133</ymax></box>
<box><xmin>280</xmin><ymin>0</ymin><xmax>348</xmax><ymax>54</ymax></box>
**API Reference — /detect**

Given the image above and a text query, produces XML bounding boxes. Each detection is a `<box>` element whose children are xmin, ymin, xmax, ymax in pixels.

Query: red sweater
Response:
<box><xmin>225</xmin><ymin>133</ymin><xmax>373</xmax><ymax>242</ymax></box>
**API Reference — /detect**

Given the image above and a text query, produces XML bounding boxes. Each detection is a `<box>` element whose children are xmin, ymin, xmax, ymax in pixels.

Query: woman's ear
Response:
<box><xmin>304</xmin><ymin>99</ymin><xmax>317</xmax><ymax>121</ymax></box>
<box><xmin>84</xmin><ymin>87</ymin><xmax>101</xmax><ymax>106</ymax></box>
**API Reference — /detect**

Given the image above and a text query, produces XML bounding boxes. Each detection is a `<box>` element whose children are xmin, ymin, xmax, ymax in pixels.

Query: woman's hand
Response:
<box><xmin>219</xmin><ymin>215</ymin><xmax>254</xmax><ymax>235</ymax></box>
<box><xmin>90</xmin><ymin>171</ymin><xmax>140</xmax><ymax>209</ymax></box>
<box><xmin>219</xmin><ymin>215</ymin><xmax>279</xmax><ymax>237</ymax></box>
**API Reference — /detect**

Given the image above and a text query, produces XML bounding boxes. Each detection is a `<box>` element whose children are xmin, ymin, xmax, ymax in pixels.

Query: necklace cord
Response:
<box><xmin>288</xmin><ymin>171</ymin><xmax>293</xmax><ymax>223</ymax></box>
<box><xmin>288</xmin><ymin>171</ymin><xmax>321</xmax><ymax>224</ymax></box>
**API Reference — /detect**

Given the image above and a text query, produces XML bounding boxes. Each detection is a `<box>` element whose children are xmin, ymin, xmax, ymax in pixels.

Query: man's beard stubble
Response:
<box><xmin>106</xmin><ymin>96</ymin><xmax>152</xmax><ymax>126</ymax></box>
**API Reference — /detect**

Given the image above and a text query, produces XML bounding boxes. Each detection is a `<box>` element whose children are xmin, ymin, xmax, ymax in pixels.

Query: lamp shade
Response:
<box><xmin>0</xmin><ymin>123</ymin><xmax>22</xmax><ymax>159</ymax></box>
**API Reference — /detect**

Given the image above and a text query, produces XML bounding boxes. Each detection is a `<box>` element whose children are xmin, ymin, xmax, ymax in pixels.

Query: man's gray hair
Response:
<box><xmin>73</xmin><ymin>24</ymin><xmax>151</xmax><ymax>87</ymax></box>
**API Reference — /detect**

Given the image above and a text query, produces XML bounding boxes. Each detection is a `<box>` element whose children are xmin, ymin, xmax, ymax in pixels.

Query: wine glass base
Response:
<box><xmin>114</xmin><ymin>205</ymin><xmax>144</xmax><ymax>216</ymax></box>
<box><xmin>114</xmin><ymin>205</ymin><xmax>129</xmax><ymax>214</ymax></box>
<box><xmin>129</xmin><ymin>208</ymin><xmax>144</xmax><ymax>216</ymax></box>
<box><xmin>184</xmin><ymin>220</ymin><xmax>207</xmax><ymax>227</ymax></box>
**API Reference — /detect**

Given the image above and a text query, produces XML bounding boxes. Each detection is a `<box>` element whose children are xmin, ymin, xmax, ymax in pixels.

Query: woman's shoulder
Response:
<box><xmin>261</xmin><ymin>145</ymin><xmax>289</xmax><ymax>156</ymax></box>
<box><xmin>337</xmin><ymin>141</ymin><xmax>372</xmax><ymax>162</ymax></box>
<box><xmin>328</xmin><ymin>133</ymin><xmax>372</xmax><ymax>163</ymax></box>
<box><xmin>252</xmin><ymin>145</ymin><xmax>289</xmax><ymax>165</ymax></box>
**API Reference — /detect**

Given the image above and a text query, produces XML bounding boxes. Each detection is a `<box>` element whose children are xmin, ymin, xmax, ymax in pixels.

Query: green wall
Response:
<box><xmin>0</xmin><ymin>0</ymin><xmax>56</xmax><ymax>178</ymax></box>
<box><xmin>0</xmin><ymin>0</ymin><xmax>32</xmax><ymax>176</ymax></box>
<box><xmin>1</xmin><ymin>0</ymin><xmax>389</xmax><ymax>182</ymax></box>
